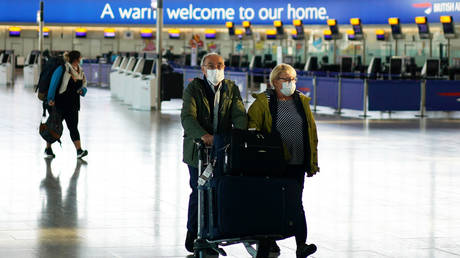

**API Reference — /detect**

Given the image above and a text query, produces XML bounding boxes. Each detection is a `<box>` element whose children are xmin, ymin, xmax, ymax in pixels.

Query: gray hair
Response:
<box><xmin>200</xmin><ymin>52</ymin><xmax>222</xmax><ymax>67</ymax></box>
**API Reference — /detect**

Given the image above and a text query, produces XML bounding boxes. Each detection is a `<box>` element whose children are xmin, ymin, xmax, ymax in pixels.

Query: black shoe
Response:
<box><xmin>270</xmin><ymin>240</ymin><xmax>281</xmax><ymax>253</ymax></box>
<box><xmin>77</xmin><ymin>149</ymin><xmax>88</xmax><ymax>159</ymax></box>
<box><xmin>185</xmin><ymin>231</ymin><xmax>196</xmax><ymax>253</ymax></box>
<box><xmin>296</xmin><ymin>243</ymin><xmax>317</xmax><ymax>258</ymax></box>
<box><xmin>44</xmin><ymin>148</ymin><xmax>55</xmax><ymax>158</ymax></box>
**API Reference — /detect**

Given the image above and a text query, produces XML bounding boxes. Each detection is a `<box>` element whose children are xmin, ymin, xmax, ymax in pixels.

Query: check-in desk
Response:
<box><xmin>110</xmin><ymin>56</ymin><xmax>128</xmax><ymax>99</ymax></box>
<box><xmin>0</xmin><ymin>51</ymin><xmax>15</xmax><ymax>85</ymax></box>
<box><xmin>132</xmin><ymin>59</ymin><xmax>157</xmax><ymax>111</ymax></box>
<box><xmin>23</xmin><ymin>51</ymin><xmax>39</xmax><ymax>87</ymax></box>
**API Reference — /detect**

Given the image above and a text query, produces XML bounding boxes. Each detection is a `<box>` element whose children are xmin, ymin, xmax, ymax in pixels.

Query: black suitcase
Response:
<box><xmin>205</xmin><ymin>175</ymin><xmax>302</xmax><ymax>240</ymax></box>
<box><xmin>226</xmin><ymin>129</ymin><xmax>286</xmax><ymax>177</ymax></box>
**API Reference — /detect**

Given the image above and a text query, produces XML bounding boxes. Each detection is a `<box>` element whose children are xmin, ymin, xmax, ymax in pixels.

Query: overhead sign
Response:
<box><xmin>1</xmin><ymin>0</ymin><xmax>460</xmax><ymax>25</ymax></box>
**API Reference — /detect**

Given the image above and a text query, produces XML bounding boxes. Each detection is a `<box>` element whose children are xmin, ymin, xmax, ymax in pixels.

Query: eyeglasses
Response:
<box><xmin>204</xmin><ymin>64</ymin><xmax>225</xmax><ymax>70</ymax></box>
<box><xmin>278</xmin><ymin>77</ymin><xmax>297</xmax><ymax>82</ymax></box>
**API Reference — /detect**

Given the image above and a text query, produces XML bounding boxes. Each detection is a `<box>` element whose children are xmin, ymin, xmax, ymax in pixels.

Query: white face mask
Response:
<box><xmin>206</xmin><ymin>69</ymin><xmax>225</xmax><ymax>86</ymax></box>
<box><xmin>280</xmin><ymin>81</ymin><xmax>296</xmax><ymax>96</ymax></box>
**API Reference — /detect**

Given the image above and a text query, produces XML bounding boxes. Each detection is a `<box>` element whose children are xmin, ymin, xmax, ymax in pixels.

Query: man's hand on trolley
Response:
<box><xmin>201</xmin><ymin>134</ymin><xmax>214</xmax><ymax>146</ymax></box>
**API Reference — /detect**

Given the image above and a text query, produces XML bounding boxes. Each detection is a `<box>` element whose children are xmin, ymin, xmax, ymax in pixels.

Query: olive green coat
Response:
<box><xmin>181</xmin><ymin>78</ymin><xmax>248</xmax><ymax>167</ymax></box>
<box><xmin>247</xmin><ymin>91</ymin><xmax>319</xmax><ymax>175</ymax></box>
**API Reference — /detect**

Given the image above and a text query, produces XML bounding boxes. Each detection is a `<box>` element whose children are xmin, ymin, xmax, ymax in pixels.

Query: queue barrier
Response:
<box><xmin>367</xmin><ymin>80</ymin><xmax>421</xmax><ymax>111</ymax></box>
<box><xmin>425</xmin><ymin>80</ymin><xmax>460</xmax><ymax>111</ymax></box>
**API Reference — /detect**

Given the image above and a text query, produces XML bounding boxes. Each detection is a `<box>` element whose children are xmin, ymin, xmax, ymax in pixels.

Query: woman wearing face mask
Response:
<box><xmin>247</xmin><ymin>63</ymin><xmax>319</xmax><ymax>258</ymax></box>
<box><xmin>45</xmin><ymin>50</ymin><xmax>88</xmax><ymax>159</ymax></box>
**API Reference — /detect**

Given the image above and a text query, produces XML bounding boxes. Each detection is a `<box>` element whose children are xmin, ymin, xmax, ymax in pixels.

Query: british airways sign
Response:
<box><xmin>0</xmin><ymin>0</ymin><xmax>459</xmax><ymax>25</ymax></box>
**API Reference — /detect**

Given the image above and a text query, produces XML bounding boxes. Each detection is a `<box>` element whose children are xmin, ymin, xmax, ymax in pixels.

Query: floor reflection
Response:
<box><xmin>38</xmin><ymin>159</ymin><xmax>86</xmax><ymax>258</ymax></box>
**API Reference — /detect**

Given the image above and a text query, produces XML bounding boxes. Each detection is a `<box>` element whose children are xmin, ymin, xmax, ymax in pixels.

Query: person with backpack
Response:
<box><xmin>45</xmin><ymin>50</ymin><xmax>88</xmax><ymax>159</ymax></box>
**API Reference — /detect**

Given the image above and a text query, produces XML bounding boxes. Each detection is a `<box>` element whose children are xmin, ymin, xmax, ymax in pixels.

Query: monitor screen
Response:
<box><xmin>76</xmin><ymin>32</ymin><xmax>86</xmax><ymax>38</ymax></box>
<box><xmin>267</xmin><ymin>34</ymin><xmax>276</xmax><ymax>40</ymax></box>
<box><xmin>426</xmin><ymin>59</ymin><xmax>439</xmax><ymax>76</ymax></box>
<box><xmin>418</xmin><ymin>24</ymin><xmax>429</xmax><ymax>34</ymax></box>
<box><xmin>104</xmin><ymin>32</ymin><xmax>115</xmax><ymax>38</ymax></box>
<box><xmin>169</xmin><ymin>33</ymin><xmax>180</xmax><ymax>39</ymax></box>
<box><xmin>341</xmin><ymin>57</ymin><xmax>353</xmax><ymax>73</ymax></box>
<box><xmin>324</xmin><ymin>34</ymin><xmax>332</xmax><ymax>40</ymax></box>
<box><xmin>377</xmin><ymin>34</ymin><xmax>385</xmax><ymax>41</ymax></box>
<box><xmin>205</xmin><ymin>33</ymin><xmax>216</xmax><ymax>39</ymax></box>
<box><xmin>9</xmin><ymin>31</ymin><xmax>20</xmax><ymax>37</ymax></box>
<box><xmin>245</xmin><ymin>27</ymin><xmax>252</xmax><ymax>36</ymax></box>
<box><xmin>390</xmin><ymin>58</ymin><xmax>402</xmax><ymax>74</ymax></box>
<box><xmin>442</xmin><ymin>23</ymin><xmax>455</xmax><ymax>34</ymax></box>
<box><xmin>391</xmin><ymin>25</ymin><xmax>401</xmax><ymax>35</ymax></box>
<box><xmin>353</xmin><ymin>25</ymin><xmax>362</xmax><ymax>35</ymax></box>
<box><xmin>142</xmin><ymin>59</ymin><xmax>154</xmax><ymax>75</ymax></box>
<box><xmin>28</xmin><ymin>54</ymin><xmax>36</xmax><ymax>64</ymax></box>
<box><xmin>2</xmin><ymin>54</ymin><xmax>10</xmax><ymax>63</ymax></box>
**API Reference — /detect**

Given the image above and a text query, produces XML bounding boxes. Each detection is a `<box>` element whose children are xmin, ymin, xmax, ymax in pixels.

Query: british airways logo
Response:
<box><xmin>412</xmin><ymin>2</ymin><xmax>433</xmax><ymax>14</ymax></box>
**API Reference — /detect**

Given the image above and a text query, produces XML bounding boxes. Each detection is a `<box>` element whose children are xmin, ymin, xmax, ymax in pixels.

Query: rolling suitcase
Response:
<box><xmin>205</xmin><ymin>175</ymin><xmax>302</xmax><ymax>240</ymax></box>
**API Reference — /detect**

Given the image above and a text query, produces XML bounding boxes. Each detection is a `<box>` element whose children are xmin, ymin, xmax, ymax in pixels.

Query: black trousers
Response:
<box><xmin>285</xmin><ymin>164</ymin><xmax>308</xmax><ymax>245</ymax></box>
<box><xmin>59</xmin><ymin>109</ymin><xmax>80</xmax><ymax>142</ymax></box>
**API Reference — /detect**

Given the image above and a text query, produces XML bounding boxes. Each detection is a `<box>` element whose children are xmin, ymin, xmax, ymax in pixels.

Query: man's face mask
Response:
<box><xmin>206</xmin><ymin>69</ymin><xmax>225</xmax><ymax>86</ymax></box>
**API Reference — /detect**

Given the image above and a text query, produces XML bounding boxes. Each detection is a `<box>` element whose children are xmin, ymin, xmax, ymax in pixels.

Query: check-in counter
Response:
<box><xmin>132</xmin><ymin>59</ymin><xmax>157</xmax><ymax>110</ymax></box>
<box><xmin>0</xmin><ymin>51</ymin><xmax>15</xmax><ymax>85</ymax></box>
<box><xmin>23</xmin><ymin>51</ymin><xmax>39</xmax><ymax>87</ymax></box>
<box><xmin>110</xmin><ymin>56</ymin><xmax>129</xmax><ymax>99</ymax></box>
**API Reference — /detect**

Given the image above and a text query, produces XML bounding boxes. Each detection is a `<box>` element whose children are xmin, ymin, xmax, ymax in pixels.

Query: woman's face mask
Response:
<box><xmin>280</xmin><ymin>81</ymin><xmax>296</xmax><ymax>96</ymax></box>
<box><xmin>206</xmin><ymin>69</ymin><xmax>225</xmax><ymax>86</ymax></box>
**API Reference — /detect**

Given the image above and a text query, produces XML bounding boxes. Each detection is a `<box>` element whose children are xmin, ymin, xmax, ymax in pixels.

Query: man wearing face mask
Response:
<box><xmin>180</xmin><ymin>53</ymin><xmax>247</xmax><ymax>253</ymax></box>
<box><xmin>247</xmin><ymin>63</ymin><xmax>319</xmax><ymax>258</ymax></box>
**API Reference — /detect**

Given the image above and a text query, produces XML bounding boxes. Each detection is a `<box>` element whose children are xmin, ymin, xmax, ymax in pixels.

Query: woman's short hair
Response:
<box><xmin>269</xmin><ymin>63</ymin><xmax>297</xmax><ymax>87</ymax></box>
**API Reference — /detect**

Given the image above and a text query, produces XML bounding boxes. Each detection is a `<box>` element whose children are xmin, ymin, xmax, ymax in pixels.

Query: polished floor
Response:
<box><xmin>1</xmin><ymin>77</ymin><xmax>460</xmax><ymax>258</ymax></box>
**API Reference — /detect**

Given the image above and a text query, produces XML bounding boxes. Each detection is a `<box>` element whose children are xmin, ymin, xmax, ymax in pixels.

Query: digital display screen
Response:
<box><xmin>205</xmin><ymin>33</ymin><xmax>216</xmax><ymax>39</ymax></box>
<box><xmin>348</xmin><ymin>34</ymin><xmax>355</xmax><ymax>40</ymax></box>
<box><xmin>377</xmin><ymin>34</ymin><xmax>385</xmax><ymax>41</ymax></box>
<box><xmin>9</xmin><ymin>31</ymin><xmax>20</xmax><ymax>37</ymax></box>
<box><xmin>391</xmin><ymin>25</ymin><xmax>401</xmax><ymax>34</ymax></box>
<box><xmin>141</xmin><ymin>32</ymin><xmax>153</xmax><ymax>38</ymax></box>
<box><xmin>353</xmin><ymin>25</ymin><xmax>362</xmax><ymax>35</ymax></box>
<box><xmin>76</xmin><ymin>32</ymin><xmax>87</xmax><ymax>38</ymax></box>
<box><xmin>169</xmin><ymin>33</ymin><xmax>180</xmax><ymax>39</ymax></box>
<box><xmin>267</xmin><ymin>34</ymin><xmax>276</xmax><ymax>40</ymax></box>
<box><xmin>245</xmin><ymin>27</ymin><xmax>252</xmax><ymax>36</ymax></box>
<box><xmin>442</xmin><ymin>23</ymin><xmax>455</xmax><ymax>34</ymax></box>
<box><xmin>104</xmin><ymin>32</ymin><xmax>115</xmax><ymax>38</ymax></box>
<box><xmin>142</xmin><ymin>59</ymin><xmax>154</xmax><ymax>75</ymax></box>
<box><xmin>418</xmin><ymin>24</ymin><xmax>429</xmax><ymax>34</ymax></box>
<box><xmin>324</xmin><ymin>34</ymin><xmax>332</xmax><ymax>40</ymax></box>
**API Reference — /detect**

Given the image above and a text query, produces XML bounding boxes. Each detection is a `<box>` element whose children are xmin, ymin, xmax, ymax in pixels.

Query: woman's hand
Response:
<box><xmin>48</xmin><ymin>100</ymin><xmax>55</xmax><ymax>106</ymax></box>
<box><xmin>201</xmin><ymin>134</ymin><xmax>214</xmax><ymax>146</ymax></box>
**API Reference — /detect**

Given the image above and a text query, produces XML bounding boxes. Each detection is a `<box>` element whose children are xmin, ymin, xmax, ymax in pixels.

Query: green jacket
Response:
<box><xmin>181</xmin><ymin>78</ymin><xmax>248</xmax><ymax>167</ymax></box>
<box><xmin>247</xmin><ymin>90</ymin><xmax>319</xmax><ymax>176</ymax></box>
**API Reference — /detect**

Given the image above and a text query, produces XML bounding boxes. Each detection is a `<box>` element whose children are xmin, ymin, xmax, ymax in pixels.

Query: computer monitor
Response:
<box><xmin>142</xmin><ymin>59</ymin><xmax>155</xmax><ymax>75</ymax></box>
<box><xmin>340</xmin><ymin>57</ymin><xmax>353</xmax><ymax>73</ymax></box>
<box><xmin>367</xmin><ymin>57</ymin><xmax>382</xmax><ymax>75</ymax></box>
<box><xmin>230</xmin><ymin>55</ymin><xmax>240</xmax><ymax>67</ymax></box>
<box><xmin>426</xmin><ymin>59</ymin><xmax>440</xmax><ymax>77</ymax></box>
<box><xmin>28</xmin><ymin>54</ymin><xmax>36</xmax><ymax>65</ymax></box>
<box><xmin>390</xmin><ymin>58</ymin><xmax>402</xmax><ymax>75</ymax></box>
<box><xmin>305</xmin><ymin>56</ymin><xmax>318</xmax><ymax>71</ymax></box>
<box><xmin>2</xmin><ymin>54</ymin><xmax>10</xmax><ymax>63</ymax></box>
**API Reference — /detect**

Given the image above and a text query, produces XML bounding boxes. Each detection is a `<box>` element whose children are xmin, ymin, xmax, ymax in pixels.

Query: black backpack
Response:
<box><xmin>36</xmin><ymin>56</ymin><xmax>65</xmax><ymax>101</ymax></box>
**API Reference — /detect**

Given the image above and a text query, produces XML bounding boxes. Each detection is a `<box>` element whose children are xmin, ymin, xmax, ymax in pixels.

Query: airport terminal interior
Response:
<box><xmin>1</xmin><ymin>1</ymin><xmax>460</xmax><ymax>257</ymax></box>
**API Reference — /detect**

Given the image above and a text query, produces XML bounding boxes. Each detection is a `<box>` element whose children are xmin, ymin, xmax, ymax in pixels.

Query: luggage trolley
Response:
<box><xmin>194</xmin><ymin>135</ymin><xmax>303</xmax><ymax>258</ymax></box>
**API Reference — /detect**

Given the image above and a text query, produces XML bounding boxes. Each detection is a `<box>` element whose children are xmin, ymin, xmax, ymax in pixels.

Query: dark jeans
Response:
<box><xmin>286</xmin><ymin>164</ymin><xmax>308</xmax><ymax>245</ymax></box>
<box><xmin>187</xmin><ymin>165</ymin><xmax>199</xmax><ymax>233</ymax></box>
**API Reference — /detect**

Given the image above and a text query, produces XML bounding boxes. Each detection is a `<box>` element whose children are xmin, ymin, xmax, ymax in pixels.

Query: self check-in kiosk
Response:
<box><xmin>111</xmin><ymin>56</ymin><xmax>129</xmax><ymax>98</ymax></box>
<box><xmin>124</xmin><ymin>57</ymin><xmax>145</xmax><ymax>105</ymax></box>
<box><xmin>0</xmin><ymin>50</ymin><xmax>15</xmax><ymax>85</ymax></box>
<box><xmin>109</xmin><ymin>55</ymin><xmax>123</xmax><ymax>98</ymax></box>
<box><xmin>23</xmin><ymin>50</ymin><xmax>40</xmax><ymax>87</ymax></box>
<box><xmin>132</xmin><ymin>59</ymin><xmax>157</xmax><ymax>111</ymax></box>
<box><xmin>120</xmin><ymin>56</ymin><xmax>138</xmax><ymax>103</ymax></box>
